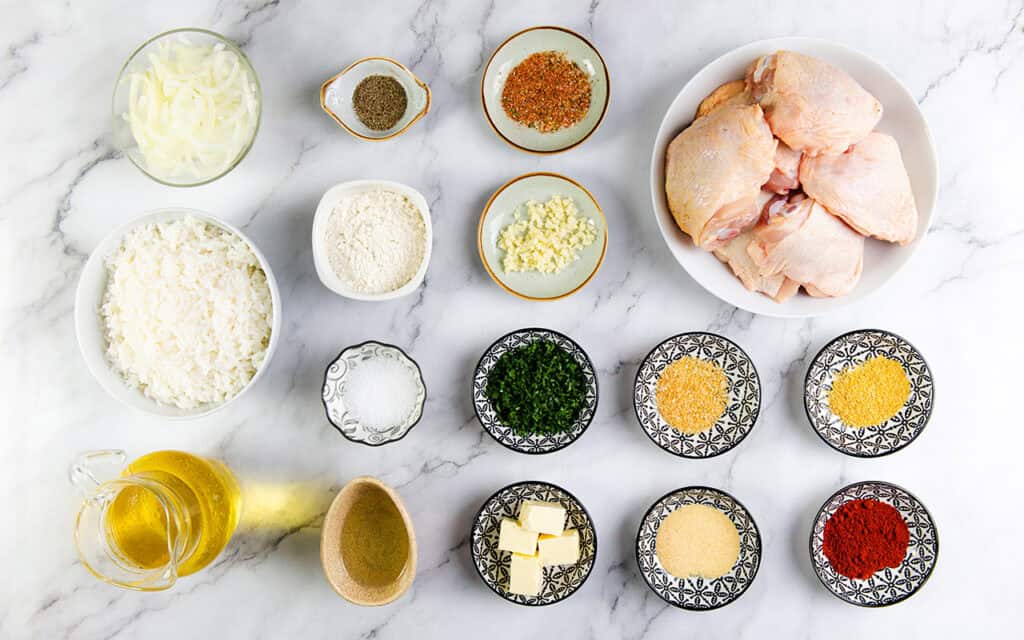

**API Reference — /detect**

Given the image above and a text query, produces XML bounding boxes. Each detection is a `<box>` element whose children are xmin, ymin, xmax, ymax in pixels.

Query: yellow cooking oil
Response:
<box><xmin>104</xmin><ymin>451</ymin><xmax>241</xmax><ymax>576</ymax></box>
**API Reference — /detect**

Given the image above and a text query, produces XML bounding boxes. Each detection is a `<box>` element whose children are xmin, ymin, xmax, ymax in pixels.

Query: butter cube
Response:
<box><xmin>518</xmin><ymin>500</ymin><xmax>566</xmax><ymax>535</ymax></box>
<box><xmin>498</xmin><ymin>517</ymin><xmax>538</xmax><ymax>555</ymax></box>
<box><xmin>538</xmin><ymin>529</ymin><xmax>580</xmax><ymax>566</ymax></box>
<box><xmin>508</xmin><ymin>552</ymin><xmax>543</xmax><ymax>596</ymax></box>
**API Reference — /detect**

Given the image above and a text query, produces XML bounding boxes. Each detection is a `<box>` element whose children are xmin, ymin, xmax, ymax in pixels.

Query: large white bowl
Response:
<box><xmin>312</xmin><ymin>179</ymin><xmax>433</xmax><ymax>301</ymax></box>
<box><xmin>649</xmin><ymin>37</ymin><xmax>938</xmax><ymax>318</ymax></box>
<box><xmin>74</xmin><ymin>209</ymin><xmax>282</xmax><ymax>419</ymax></box>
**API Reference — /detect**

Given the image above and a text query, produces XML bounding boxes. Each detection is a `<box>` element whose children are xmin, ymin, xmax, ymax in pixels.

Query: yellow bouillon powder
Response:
<box><xmin>828</xmin><ymin>356</ymin><xmax>911</xmax><ymax>428</ymax></box>
<box><xmin>655</xmin><ymin>357</ymin><xmax>729</xmax><ymax>434</ymax></box>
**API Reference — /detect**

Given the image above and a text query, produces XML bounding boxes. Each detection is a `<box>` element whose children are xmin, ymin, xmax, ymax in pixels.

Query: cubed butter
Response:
<box><xmin>498</xmin><ymin>517</ymin><xmax>538</xmax><ymax>555</ymax></box>
<box><xmin>538</xmin><ymin>528</ymin><xmax>580</xmax><ymax>566</ymax></box>
<box><xmin>518</xmin><ymin>500</ymin><xmax>566</xmax><ymax>535</ymax></box>
<box><xmin>508</xmin><ymin>552</ymin><xmax>543</xmax><ymax>596</ymax></box>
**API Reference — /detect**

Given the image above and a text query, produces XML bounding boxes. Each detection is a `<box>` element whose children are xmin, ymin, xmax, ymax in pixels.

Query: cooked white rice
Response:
<box><xmin>101</xmin><ymin>216</ymin><xmax>273</xmax><ymax>409</ymax></box>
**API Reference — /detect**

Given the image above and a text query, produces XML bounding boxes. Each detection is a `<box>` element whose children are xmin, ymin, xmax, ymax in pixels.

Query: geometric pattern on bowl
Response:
<box><xmin>809</xmin><ymin>480</ymin><xmax>938</xmax><ymax>607</ymax></box>
<box><xmin>470</xmin><ymin>480</ymin><xmax>597</xmax><ymax>606</ymax></box>
<box><xmin>804</xmin><ymin>329</ymin><xmax>934</xmax><ymax>457</ymax></box>
<box><xmin>634</xmin><ymin>332</ymin><xmax>761</xmax><ymax>458</ymax></box>
<box><xmin>473</xmin><ymin>328</ymin><xmax>598</xmax><ymax>454</ymax></box>
<box><xmin>636</xmin><ymin>486</ymin><xmax>762</xmax><ymax>610</ymax></box>
<box><xmin>321</xmin><ymin>341</ymin><xmax>426</xmax><ymax>446</ymax></box>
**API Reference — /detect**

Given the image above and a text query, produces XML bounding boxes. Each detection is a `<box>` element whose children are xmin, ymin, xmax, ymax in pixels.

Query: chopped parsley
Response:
<box><xmin>484</xmin><ymin>340</ymin><xmax>587</xmax><ymax>436</ymax></box>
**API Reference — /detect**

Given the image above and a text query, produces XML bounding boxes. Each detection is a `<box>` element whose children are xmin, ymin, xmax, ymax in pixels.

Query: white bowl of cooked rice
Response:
<box><xmin>75</xmin><ymin>209</ymin><xmax>281</xmax><ymax>419</ymax></box>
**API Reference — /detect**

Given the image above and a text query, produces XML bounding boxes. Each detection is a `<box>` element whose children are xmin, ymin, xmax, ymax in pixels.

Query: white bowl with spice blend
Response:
<box><xmin>320</xmin><ymin>57</ymin><xmax>430</xmax><ymax>141</ymax></box>
<box><xmin>312</xmin><ymin>180</ymin><xmax>432</xmax><ymax>301</ymax></box>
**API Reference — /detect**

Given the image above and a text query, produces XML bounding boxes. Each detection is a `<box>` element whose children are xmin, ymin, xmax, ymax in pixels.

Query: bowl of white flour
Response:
<box><xmin>312</xmin><ymin>180</ymin><xmax>433</xmax><ymax>301</ymax></box>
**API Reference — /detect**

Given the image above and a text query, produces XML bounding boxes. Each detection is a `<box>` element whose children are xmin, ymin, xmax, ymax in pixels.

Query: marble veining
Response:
<box><xmin>3</xmin><ymin>0</ymin><xmax>1023</xmax><ymax>638</ymax></box>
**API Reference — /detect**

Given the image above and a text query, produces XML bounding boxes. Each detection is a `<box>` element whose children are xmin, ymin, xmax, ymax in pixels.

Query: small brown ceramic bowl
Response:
<box><xmin>320</xmin><ymin>57</ymin><xmax>430</xmax><ymax>141</ymax></box>
<box><xmin>321</xmin><ymin>476</ymin><xmax>417</xmax><ymax>605</ymax></box>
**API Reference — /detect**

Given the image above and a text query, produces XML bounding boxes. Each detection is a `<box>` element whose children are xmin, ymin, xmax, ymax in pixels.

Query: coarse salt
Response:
<box><xmin>342</xmin><ymin>356</ymin><xmax>421</xmax><ymax>431</ymax></box>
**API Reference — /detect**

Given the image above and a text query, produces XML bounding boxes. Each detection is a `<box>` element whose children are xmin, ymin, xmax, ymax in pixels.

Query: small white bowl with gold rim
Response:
<box><xmin>321</xmin><ymin>57</ymin><xmax>430</xmax><ymax>141</ymax></box>
<box><xmin>481</xmin><ymin>26</ymin><xmax>610</xmax><ymax>154</ymax></box>
<box><xmin>311</xmin><ymin>179</ymin><xmax>433</xmax><ymax>301</ymax></box>
<box><xmin>478</xmin><ymin>172</ymin><xmax>607</xmax><ymax>301</ymax></box>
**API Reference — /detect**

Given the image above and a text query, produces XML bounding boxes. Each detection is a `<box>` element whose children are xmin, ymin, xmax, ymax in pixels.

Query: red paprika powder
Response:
<box><xmin>823</xmin><ymin>499</ymin><xmax>909</xmax><ymax>580</ymax></box>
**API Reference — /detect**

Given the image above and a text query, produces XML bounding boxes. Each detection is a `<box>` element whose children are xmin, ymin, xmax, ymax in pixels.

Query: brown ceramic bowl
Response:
<box><xmin>320</xmin><ymin>476</ymin><xmax>417</xmax><ymax>605</ymax></box>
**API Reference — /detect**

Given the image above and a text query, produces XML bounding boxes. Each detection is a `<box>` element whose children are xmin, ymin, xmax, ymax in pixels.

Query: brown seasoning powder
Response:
<box><xmin>500</xmin><ymin>50</ymin><xmax>592</xmax><ymax>133</ymax></box>
<box><xmin>352</xmin><ymin>75</ymin><xmax>408</xmax><ymax>131</ymax></box>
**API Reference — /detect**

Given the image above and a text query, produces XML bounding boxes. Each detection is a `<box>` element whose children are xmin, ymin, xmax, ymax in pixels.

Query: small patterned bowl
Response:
<box><xmin>481</xmin><ymin>26</ymin><xmax>610</xmax><ymax>154</ymax></box>
<box><xmin>472</xmin><ymin>328</ymin><xmax>598</xmax><ymax>454</ymax></box>
<box><xmin>470</xmin><ymin>480</ymin><xmax>597</xmax><ymax>606</ymax></box>
<box><xmin>634</xmin><ymin>332</ymin><xmax>761</xmax><ymax>458</ymax></box>
<box><xmin>810</xmin><ymin>481</ymin><xmax>938</xmax><ymax>607</ymax></box>
<box><xmin>321</xmin><ymin>341</ymin><xmax>426</xmax><ymax>446</ymax></box>
<box><xmin>804</xmin><ymin>329</ymin><xmax>934</xmax><ymax>457</ymax></box>
<box><xmin>636</xmin><ymin>486</ymin><xmax>762</xmax><ymax>611</ymax></box>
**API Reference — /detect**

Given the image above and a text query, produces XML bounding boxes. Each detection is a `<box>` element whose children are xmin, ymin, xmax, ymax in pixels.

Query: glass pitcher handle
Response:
<box><xmin>70</xmin><ymin>450</ymin><xmax>127</xmax><ymax>495</ymax></box>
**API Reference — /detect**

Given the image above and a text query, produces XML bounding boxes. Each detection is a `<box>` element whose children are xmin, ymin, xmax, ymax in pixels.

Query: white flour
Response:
<box><xmin>325</xmin><ymin>189</ymin><xmax>426</xmax><ymax>294</ymax></box>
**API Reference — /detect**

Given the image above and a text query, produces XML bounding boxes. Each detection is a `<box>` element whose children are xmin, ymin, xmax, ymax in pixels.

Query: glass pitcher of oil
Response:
<box><xmin>71</xmin><ymin>450</ymin><xmax>242</xmax><ymax>591</ymax></box>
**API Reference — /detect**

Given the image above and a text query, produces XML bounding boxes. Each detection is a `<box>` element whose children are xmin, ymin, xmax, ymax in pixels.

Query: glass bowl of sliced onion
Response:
<box><xmin>112</xmin><ymin>28</ymin><xmax>262</xmax><ymax>187</ymax></box>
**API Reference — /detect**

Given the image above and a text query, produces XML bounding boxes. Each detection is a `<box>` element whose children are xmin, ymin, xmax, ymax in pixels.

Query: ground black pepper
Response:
<box><xmin>352</xmin><ymin>75</ymin><xmax>408</xmax><ymax>131</ymax></box>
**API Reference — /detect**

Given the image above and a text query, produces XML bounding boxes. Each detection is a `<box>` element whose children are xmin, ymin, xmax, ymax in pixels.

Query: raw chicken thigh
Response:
<box><xmin>747</xmin><ymin>195</ymin><xmax>864</xmax><ymax>297</ymax></box>
<box><xmin>746</xmin><ymin>51</ymin><xmax>882</xmax><ymax>156</ymax></box>
<box><xmin>800</xmin><ymin>131</ymin><xmax>919</xmax><ymax>245</ymax></box>
<box><xmin>665</xmin><ymin>103</ymin><xmax>777</xmax><ymax>250</ymax></box>
<box><xmin>714</xmin><ymin>230</ymin><xmax>800</xmax><ymax>302</ymax></box>
<box><xmin>695</xmin><ymin>80</ymin><xmax>751</xmax><ymax>119</ymax></box>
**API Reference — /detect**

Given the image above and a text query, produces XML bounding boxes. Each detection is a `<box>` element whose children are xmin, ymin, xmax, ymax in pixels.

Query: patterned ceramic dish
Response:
<box><xmin>470</xmin><ymin>480</ymin><xmax>597</xmax><ymax>606</ymax></box>
<box><xmin>804</xmin><ymin>329</ymin><xmax>934</xmax><ymax>457</ymax></box>
<box><xmin>481</xmin><ymin>26</ymin><xmax>610</xmax><ymax>154</ymax></box>
<box><xmin>636</xmin><ymin>486</ymin><xmax>762</xmax><ymax>610</ymax></box>
<box><xmin>473</xmin><ymin>328</ymin><xmax>598</xmax><ymax>454</ymax></box>
<box><xmin>320</xmin><ymin>57</ymin><xmax>430</xmax><ymax>141</ymax></box>
<box><xmin>810</xmin><ymin>481</ymin><xmax>938</xmax><ymax>607</ymax></box>
<box><xmin>321</xmin><ymin>341</ymin><xmax>426</xmax><ymax>446</ymax></box>
<box><xmin>634</xmin><ymin>332</ymin><xmax>761</xmax><ymax>458</ymax></box>
<box><xmin>478</xmin><ymin>172</ymin><xmax>608</xmax><ymax>301</ymax></box>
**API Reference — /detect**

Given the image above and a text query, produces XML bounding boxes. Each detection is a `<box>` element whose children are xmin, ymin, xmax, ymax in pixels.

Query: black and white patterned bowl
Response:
<box><xmin>321</xmin><ymin>341</ymin><xmax>426</xmax><ymax>446</ymax></box>
<box><xmin>473</xmin><ymin>328</ymin><xmax>598</xmax><ymax>454</ymax></box>
<box><xmin>634</xmin><ymin>332</ymin><xmax>761</xmax><ymax>458</ymax></box>
<box><xmin>804</xmin><ymin>329</ymin><xmax>934</xmax><ymax>458</ymax></box>
<box><xmin>810</xmin><ymin>481</ymin><xmax>938</xmax><ymax>607</ymax></box>
<box><xmin>470</xmin><ymin>481</ymin><xmax>597</xmax><ymax>606</ymax></box>
<box><xmin>636</xmin><ymin>486</ymin><xmax>761</xmax><ymax>610</ymax></box>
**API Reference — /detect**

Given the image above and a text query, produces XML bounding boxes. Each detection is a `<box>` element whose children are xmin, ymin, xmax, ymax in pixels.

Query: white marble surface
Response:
<box><xmin>3</xmin><ymin>1</ymin><xmax>1023</xmax><ymax>638</ymax></box>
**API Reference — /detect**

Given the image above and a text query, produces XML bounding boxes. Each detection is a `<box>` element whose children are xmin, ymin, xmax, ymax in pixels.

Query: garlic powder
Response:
<box><xmin>325</xmin><ymin>189</ymin><xmax>427</xmax><ymax>294</ymax></box>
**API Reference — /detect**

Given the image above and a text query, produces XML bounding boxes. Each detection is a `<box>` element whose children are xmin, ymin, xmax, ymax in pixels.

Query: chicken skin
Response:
<box><xmin>799</xmin><ymin>131</ymin><xmax>918</xmax><ymax>245</ymax></box>
<box><xmin>764</xmin><ymin>142</ymin><xmax>802</xmax><ymax>194</ymax></box>
<box><xmin>747</xmin><ymin>195</ymin><xmax>864</xmax><ymax>297</ymax></box>
<box><xmin>746</xmin><ymin>51</ymin><xmax>882</xmax><ymax>156</ymax></box>
<box><xmin>665</xmin><ymin>103</ymin><xmax>777</xmax><ymax>250</ymax></box>
<box><xmin>695</xmin><ymin>80</ymin><xmax>751</xmax><ymax>119</ymax></box>
<box><xmin>714</xmin><ymin>230</ymin><xmax>800</xmax><ymax>302</ymax></box>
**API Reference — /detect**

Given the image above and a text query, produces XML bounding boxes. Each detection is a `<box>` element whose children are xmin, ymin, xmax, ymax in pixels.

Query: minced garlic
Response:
<box><xmin>828</xmin><ymin>356</ymin><xmax>911</xmax><ymax>428</ymax></box>
<box><xmin>655</xmin><ymin>357</ymin><xmax>729</xmax><ymax>434</ymax></box>
<box><xmin>497</xmin><ymin>195</ymin><xmax>597</xmax><ymax>274</ymax></box>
